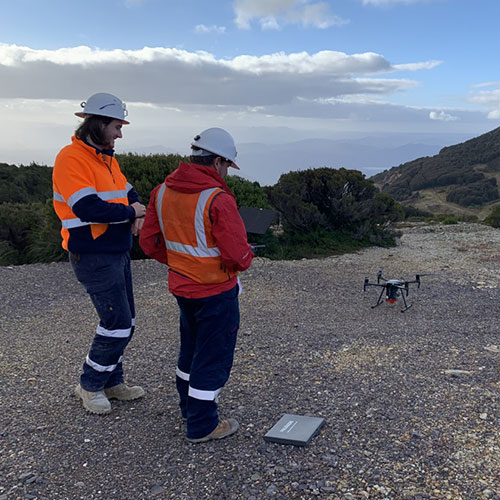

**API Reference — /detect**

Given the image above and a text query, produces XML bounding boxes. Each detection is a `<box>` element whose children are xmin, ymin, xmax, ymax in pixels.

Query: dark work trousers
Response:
<box><xmin>69</xmin><ymin>252</ymin><xmax>135</xmax><ymax>392</ymax></box>
<box><xmin>174</xmin><ymin>285</ymin><xmax>239</xmax><ymax>439</ymax></box>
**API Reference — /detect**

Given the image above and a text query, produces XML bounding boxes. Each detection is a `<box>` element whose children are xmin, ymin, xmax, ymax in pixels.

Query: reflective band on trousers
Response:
<box><xmin>96</xmin><ymin>318</ymin><xmax>135</xmax><ymax>338</ymax></box>
<box><xmin>85</xmin><ymin>355</ymin><xmax>124</xmax><ymax>373</ymax></box>
<box><xmin>188</xmin><ymin>386</ymin><xmax>221</xmax><ymax>401</ymax></box>
<box><xmin>176</xmin><ymin>367</ymin><xmax>221</xmax><ymax>400</ymax></box>
<box><xmin>156</xmin><ymin>185</ymin><xmax>221</xmax><ymax>258</ymax></box>
<box><xmin>176</xmin><ymin>367</ymin><xmax>190</xmax><ymax>381</ymax></box>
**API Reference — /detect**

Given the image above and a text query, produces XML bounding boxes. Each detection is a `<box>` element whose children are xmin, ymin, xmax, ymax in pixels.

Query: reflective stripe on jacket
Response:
<box><xmin>155</xmin><ymin>183</ymin><xmax>237</xmax><ymax>284</ymax></box>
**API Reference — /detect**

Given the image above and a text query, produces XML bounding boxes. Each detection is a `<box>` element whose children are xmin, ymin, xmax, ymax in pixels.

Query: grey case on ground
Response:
<box><xmin>263</xmin><ymin>414</ymin><xmax>325</xmax><ymax>446</ymax></box>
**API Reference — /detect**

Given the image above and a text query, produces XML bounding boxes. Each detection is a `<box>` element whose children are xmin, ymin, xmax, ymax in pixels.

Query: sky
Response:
<box><xmin>1</xmin><ymin>0</ymin><xmax>499</xmax><ymax>184</ymax></box>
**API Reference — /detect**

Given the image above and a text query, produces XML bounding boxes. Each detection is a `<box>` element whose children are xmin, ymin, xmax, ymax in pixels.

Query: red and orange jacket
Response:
<box><xmin>139</xmin><ymin>162</ymin><xmax>253</xmax><ymax>298</ymax></box>
<box><xmin>53</xmin><ymin>136</ymin><xmax>139</xmax><ymax>253</ymax></box>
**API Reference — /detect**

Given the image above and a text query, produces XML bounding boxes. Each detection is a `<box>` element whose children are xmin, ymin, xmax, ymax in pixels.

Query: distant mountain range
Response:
<box><xmin>119</xmin><ymin>128</ymin><xmax>500</xmax><ymax>217</ymax></box>
<box><xmin>122</xmin><ymin>132</ymin><xmax>474</xmax><ymax>186</ymax></box>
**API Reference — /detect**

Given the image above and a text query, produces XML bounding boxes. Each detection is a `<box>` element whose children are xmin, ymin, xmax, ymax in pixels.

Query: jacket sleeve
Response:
<box><xmin>139</xmin><ymin>185</ymin><xmax>168</xmax><ymax>264</ymax></box>
<box><xmin>73</xmin><ymin>195</ymin><xmax>136</xmax><ymax>223</ymax></box>
<box><xmin>211</xmin><ymin>193</ymin><xmax>254</xmax><ymax>272</ymax></box>
<box><xmin>127</xmin><ymin>184</ymin><xmax>141</xmax><ymax>205</ymax></box>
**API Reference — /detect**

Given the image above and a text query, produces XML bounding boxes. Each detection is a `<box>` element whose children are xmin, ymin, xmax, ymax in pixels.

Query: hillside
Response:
<box><xmin>371</xmin><ymin>127</ymin><xmax>500</xmax><ymax>218</ymax></box>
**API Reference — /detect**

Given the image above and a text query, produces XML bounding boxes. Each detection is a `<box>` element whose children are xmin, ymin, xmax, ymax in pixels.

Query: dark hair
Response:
<box><xmin>190</xmin><ymin>147</ymin><xmax>218</xmax><ymax>166</ymax></box>
<box><xmin>75</xmin><ymin>115</ymin><xmax>114</xmax><ymax>146</ymax></box>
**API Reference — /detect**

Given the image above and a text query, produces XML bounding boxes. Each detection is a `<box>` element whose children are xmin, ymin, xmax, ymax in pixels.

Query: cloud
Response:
<box><xmin>393</xmin><ymin>61</ymin><xmax>442</xmax><ymax>71</ymax></box>
<box><xmin>194</xmin><ymin>24</ymin><xmax>227</xmax><ymax>35</ymax></box>
<box><xmin>0</xmin><ymin>43</ymin><xmax>436</xmax><ymax>108</ymax></box>
<box><xmin>470</xmin><ymin>81</ymin><xmax>500</xmax><ymax>89</ymax></box>
<box><xmin>124</xmin><ymin>0</ymin><xmax>148</xmax><ymax>7</ymax></box>
<box><xmin>233</xmin><ymin>0</ymin><xmax>348</xmax><ymax>30</ymax></box>
<box><xmin>469</xmin><ymin>84</ymin><xmax>500</xmax><ymax>120</ymax></box>
<box><xmin>2</xmin><ymin>42</ymin><xmax>485</xmax><ymax>170</ymax></box>
<box><xmin>362</xmin><ymin>0</ymin><xmax>427</xmax><ymax>5</ymax></box>
<box><xmin>429</xmin><ymin>110</ymin><xmax>459</xmax><ymax>121</ymax></box>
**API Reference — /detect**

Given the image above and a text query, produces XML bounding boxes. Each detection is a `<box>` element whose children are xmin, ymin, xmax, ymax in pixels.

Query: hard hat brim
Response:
<box><xmin>75</xmin><ymin>112</ymin><xmax>130</xmax><ymax>125</ymax></box>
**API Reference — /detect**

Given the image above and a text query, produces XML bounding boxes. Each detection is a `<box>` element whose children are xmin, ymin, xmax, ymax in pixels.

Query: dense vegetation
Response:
<box><xmin>371</xmin><ymin>126</ymin><xmax>500</xmax><ymax>206</ymax></box>
<box><xmin>0</xmin><ymin>155</ymin><xmax>406</xmax><ymax>266</ymax></box>
<box><xmin>446</xmin><ymin>177</ymin><xmax>499</xmax><ymax>207</ymax></box>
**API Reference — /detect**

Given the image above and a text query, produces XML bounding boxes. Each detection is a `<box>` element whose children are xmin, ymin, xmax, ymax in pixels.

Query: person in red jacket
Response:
<box><xmin>140</xmin><ymin>128</ymin><xmax>253</xmax><ymax>443</ymax></box>
<box><xmin>53</xmin><ymin>93</ymin><xmax>146</xmax><ymax>415</ymax></box>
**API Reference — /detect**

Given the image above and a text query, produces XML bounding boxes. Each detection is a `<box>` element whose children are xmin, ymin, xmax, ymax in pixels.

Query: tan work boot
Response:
<box><xmin>187</xmin><ymin>418</ymin><xmax>239</xmax><ymax>443</ymax></box>
<box><xmin>104</xmin><ymin>383</ymin><xmax>145</xmax><ymax>401</ymax></box>
<box><xmin>75</xmin><ymin>384</ymin><xmax>111</xmax><ymax>414</ymax></box>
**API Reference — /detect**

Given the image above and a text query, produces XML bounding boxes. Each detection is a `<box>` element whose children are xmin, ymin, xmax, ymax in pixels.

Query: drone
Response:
<box><xmin>364</xmin><ymin>270</ymin><xmax>422</xmax><ymax>312</ymax></box>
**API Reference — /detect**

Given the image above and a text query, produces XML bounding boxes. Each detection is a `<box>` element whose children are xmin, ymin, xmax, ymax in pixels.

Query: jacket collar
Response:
<box><xmin>72</xmin><ymin>135</ymin><xmax>115</xmax><ymax>157</ymax></box>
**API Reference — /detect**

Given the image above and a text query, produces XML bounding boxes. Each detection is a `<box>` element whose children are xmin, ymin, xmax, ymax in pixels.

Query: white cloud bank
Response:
<box><xmin>0</xmin><ymin>43</ymin><xmax>436</xmax><ymax>107</ymax></box>
<box><xmin>0</xmin><ymin>42</ymin><xmax>494</xmax><ymax>172</ymax></box>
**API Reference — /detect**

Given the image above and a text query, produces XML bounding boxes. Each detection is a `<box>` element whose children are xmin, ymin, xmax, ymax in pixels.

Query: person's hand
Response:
<box><xmin>131</xmin><ymin>201</ymin><xmax>146</xmax><ymax>219</ymax></box>
<box><xmin>131</xmin><ymin>217</ymin><xmax>144</xmax><ymax>236</ymax></box>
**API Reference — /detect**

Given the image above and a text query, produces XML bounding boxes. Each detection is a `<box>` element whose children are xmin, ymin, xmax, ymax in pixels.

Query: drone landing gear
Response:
<box><xmin>370</xmin><ymin>288</ymin><xmax>386</xmax><ymax>309</ymax></box>
<box><xmin>371</xmin><ymin>287</ymin><xmax>412</xmax><ymax>312</ymax></box>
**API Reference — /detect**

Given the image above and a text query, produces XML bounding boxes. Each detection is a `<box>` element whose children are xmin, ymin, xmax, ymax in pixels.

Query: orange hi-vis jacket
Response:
<box><xmin>53</xmin><ymin>136</ymin><xmax>137</xmax><ymax>253</ymax></box>
<box><xmin>140</xmin><ymin>162</ymin><xmax>253</xmax><ymax>298</ymax></box>
<box><xmin>156</xmin><ymin>184</ymin><xmax>237</xmax><ymax>284</ymax></box>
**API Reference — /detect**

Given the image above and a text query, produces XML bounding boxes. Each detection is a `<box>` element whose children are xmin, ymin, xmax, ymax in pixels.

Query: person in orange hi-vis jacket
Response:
<box><xmin>139</xmin><ymin>128</ymin><xmax>254</xmax><ymax>443</ymax></box>
<box><xmin>53</xmin><ymin>92</ymin><xmax>146</xmax><ymax>415</ymax></box>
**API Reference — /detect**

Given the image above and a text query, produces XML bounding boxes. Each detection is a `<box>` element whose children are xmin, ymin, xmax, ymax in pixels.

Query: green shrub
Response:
<box><xmin>27</xmin><ymin>199</ymin><xmax>67</xmax><ymax>263</ymax></box>
<box><xmin>403</xmin><ymin>205</ymin><xmax>433</xmax><ymax>219</ymax></box>
<box><xmin>446</xmin><ymin>178</ymin><xmax>499</xmax><ymax>207</ymax></box>
<box><xmin>225</xmin><ymin>175</ymin><xmax>272</xmax><ymax>209</ymax></box>
<box><xmin>433</xmin><ymin>213</ymin><xmax>458</xmax><ymax>225</ymax></box>
<box><xmin>0</xmin><ymin>202</ymin><xmax>44</xmax><ymax>265</ymax></box>
<box><xmin>0</xmin><ymin>163</ymin><xmax>52</xmax><ymax>204</ymax></box>
<box><xmin>483</xmin><ymin>205</ymin><xmax>500</xmax><ymax>228</ymax></box>
<box><xmin>258</xmin><ymin>227</ymin><xmax>389</xmax><ymax>260</ymax></box>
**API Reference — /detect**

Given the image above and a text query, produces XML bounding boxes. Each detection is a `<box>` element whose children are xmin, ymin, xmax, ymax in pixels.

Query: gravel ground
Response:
<box><xmin>0</xmin><ymin>222</ymin><xmax>499</xmax><ymax>500</ymax></box>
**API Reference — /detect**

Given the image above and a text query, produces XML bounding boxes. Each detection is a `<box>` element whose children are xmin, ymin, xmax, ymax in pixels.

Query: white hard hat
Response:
<box><xmin>75</xmin><ymin>92</ymin><xmax>129</xmax><ymax>124</ymax></box>
<box><xmin>191</xmin><ymin>128</ymin><xmax>239</xmax><ymax>169</ymax></box>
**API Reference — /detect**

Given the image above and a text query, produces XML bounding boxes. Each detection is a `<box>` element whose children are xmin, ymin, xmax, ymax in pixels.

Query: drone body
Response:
<box><xmin>364</xmin><ymin>270</ymin><xmax>421</xmax><ymax>312</ymax></box>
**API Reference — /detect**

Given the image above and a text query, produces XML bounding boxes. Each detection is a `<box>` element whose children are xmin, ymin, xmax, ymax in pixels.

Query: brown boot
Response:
<box><xmin>75</xmin><ymin>384</ymin><xmax>111</xmax><ymax>414</ymax></box>
<box><xmin>104</xmin><ymin>383</ymin><xmax>145</xmax><ymax>401</ymax></box>
<box><xmin>187</xmin><ymin>418</ymin><xmax>239</xmax><ymax>443</ymax></box>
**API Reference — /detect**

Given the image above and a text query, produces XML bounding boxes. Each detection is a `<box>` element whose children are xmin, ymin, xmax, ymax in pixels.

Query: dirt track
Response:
<box><xmin>0</xmin><ymin>223</ymin><xmax>498</xmax><ymax>500</ymax></box>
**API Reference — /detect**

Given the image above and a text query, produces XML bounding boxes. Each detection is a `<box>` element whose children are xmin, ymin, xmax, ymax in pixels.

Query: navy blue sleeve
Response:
<box><xmin>73</xmin><ymin>195</ymin><xmax>136</xmax><ymax>223</ymax></box>
<box><xmin>127</xmin><ymin>186</ymin><xmax>141</xmax><ymax>204</ymax></box>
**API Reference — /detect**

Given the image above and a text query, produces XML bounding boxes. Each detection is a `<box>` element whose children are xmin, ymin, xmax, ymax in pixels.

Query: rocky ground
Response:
<box><xmin>0</xmin><ymin>222</ymin><xmax>498</xmax><ymax>500</ymax></box>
